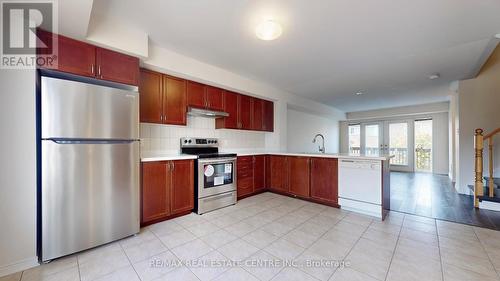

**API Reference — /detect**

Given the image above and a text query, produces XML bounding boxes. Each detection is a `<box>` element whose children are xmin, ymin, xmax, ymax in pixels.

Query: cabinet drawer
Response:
<box><xmin>238</xmin><ymin>177</ymin><xmax>253</xmax><ymax>188</ymax></box>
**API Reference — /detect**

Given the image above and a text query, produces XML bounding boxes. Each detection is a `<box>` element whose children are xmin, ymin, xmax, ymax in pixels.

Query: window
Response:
<box><xmin>348</xmin><ymin>124</ymin><xmax>361</xmax><ymax>155</ymax></box>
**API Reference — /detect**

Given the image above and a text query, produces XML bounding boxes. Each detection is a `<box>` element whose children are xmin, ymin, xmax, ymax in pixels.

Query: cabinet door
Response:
<box><xmin>37</xmin><ymin>30</ymin><xmax>96</xmax><ymax>77</ymax></box>
<box><xmin>253</xmin><ymin>155</ymin><xmax>266</xmax><ymax>191</ymax></box>
<box><xmin>263</xmin><ymin>100</ymin><xmax>274</xmax><ymax>132</ymax></box>
<box><xmin>163</xmin><ymin>75</ymin><xmax>187</xmax><ymax>125</ymax></box>
<box><xmin>170</xmin><ymin>160</ymin><xmax>194</xmax><ymax>215</ymax></box>
<box><xmin>238</xmin><ymin>95</ymin><xmax>253</xmax><ymax>130</ymax></box>
<box><xmin>289</xmin><ymin>157</ymin><xmax>310</xmax><ymax>197</ymax></box>
<box><xmin>269</xmin><ymin>156</ymin><xmax>289</xmax><ymax>192</ymax></box>
<box><xmin>252</xmin><ymin>98</ymin><xmax>264</xmax><ymax>131</ymax></box>
<box><xmin>237</xmin><ymin>156</ymin><xmax>254</xmax><ymax>197</ymax></box>
<box><xmin>310</xmin><ymin>158</ymin><xmax>338</xmax><ymax>204</ymax></box>
<box><xmin>206</xmin><ymin>86</ymin><xmax>224</xmax><ymax>111</ymax></box>
<box><xmin>139</xmin><ymin>69</ymin><xmax>163</xmax><ymax>123</ymax></box>
<box><xmin>96</xmin><ymin>48</ymin><xmax>139</xmax><ymax>85</ymax></box>
<box><xmin>141</xmin><ymin>162</ymin><xmax>170</xmax><ymax>224</ymax></box>
<box><xmin>217</xmin><ymin>91</ymin><xmax>238</xmax><ymax>129</ymax></box>
<box><xmin>187</xmin><ymin>81</ymin><xmax>206</xmax><ymax>109</ymax></box>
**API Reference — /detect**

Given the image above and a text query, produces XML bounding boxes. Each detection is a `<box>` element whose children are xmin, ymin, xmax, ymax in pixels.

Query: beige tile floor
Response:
<box><xmin>3</xmin><ymin>192</ymin><xmax>500</xmax><ymax>281</ymax></box>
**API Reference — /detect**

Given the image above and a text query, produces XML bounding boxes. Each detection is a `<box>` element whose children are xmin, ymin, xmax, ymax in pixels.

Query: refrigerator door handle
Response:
<box><xmin>45</xmin><ymin>139</ymin><xmax>139</xmax><ymax>144</ymax></box>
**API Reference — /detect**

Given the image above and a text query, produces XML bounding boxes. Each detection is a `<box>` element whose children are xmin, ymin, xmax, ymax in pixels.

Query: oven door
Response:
<box><xmin>198</xmin><ymin>157</ymin><xmax>237</xmax><ymax>198</ymax></box>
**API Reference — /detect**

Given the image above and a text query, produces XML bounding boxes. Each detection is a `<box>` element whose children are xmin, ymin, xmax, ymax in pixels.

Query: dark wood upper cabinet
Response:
<box><xmin>310</xmin><ymin>158</ymin><xmax>338</xmax><ymax>204</ymax></box>
<box><xmin>162</xmin><ymin>75</ymin><xmax>187</xmax><ymax>125</ymax></box>
<box><xmin>253</xmin><ymin>155</ymin><xmax>266</xmax><ymax>192</ymax></box>
<box><xmin>96</xmin><ymin>48</ymin><xmax>139</xmax><ymax>86</ymax></box>
<box><xmin>252</xmin><ymin>98</ymin><xmax>264</xmax><ymax>131</ymax></box>
<box><xmin>263</xmin><ymin>100</ymin><xmax>274</xmax><ymax>132</ymax></box>
<box><xmin>37</xmin><ymin>30</ymin><xmax>96</xmax><ymax>77</ymax></box>
<box><xmin>139</xmin><ymin>69</ymin><xmax>163</xmax><ymax>123</ymax></box>
<box><xmin>187</xmin><ymin>81</ymin><xmax>206</xmax><ymax>109</ymax></box>
<box><xmin>170</xmin><ymin>160</ymin><xmax>194</xmax><ymax>215</ymax></box>
<box><xmin>216</xmin><ymin>91</ymin><xmax>239</xmax><ymax>129</ymax></box>
<box><xmin>288</xmin><ymin>157</ymin><xmax>311</xmax><ymax>197</ymax></box>
<box><xmin>205</xmin><ymin>86</ymin><xmax>224</xmax><ymax>111</ymax></box>
<box><xmin>37</xmin><ymin>30</ymin><xmax>139</xmax><ymax>85</ymax></box>
<box><xmin>238</xmin><ymin>94</ymin><xmax>253</xmax><ymax>130</ymax></box>
<box><xmin>141</xmin><ymin>162</ymin><xmax>171</xmax><ymax>224</ymax></box>
<box><xmin>269</xmin><ymin>156</ymin><xmax>289</xmax><ymax>192</ymax></box>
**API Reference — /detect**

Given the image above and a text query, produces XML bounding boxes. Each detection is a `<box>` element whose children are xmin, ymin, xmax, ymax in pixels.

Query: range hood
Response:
<box><xmin>187</xmin><ymin>107</ymin><xmax>229</xmax><ymax>118</ymax></box>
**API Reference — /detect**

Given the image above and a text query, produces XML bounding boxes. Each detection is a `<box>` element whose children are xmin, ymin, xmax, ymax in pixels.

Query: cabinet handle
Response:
<box><xmin>171</xmin><ymin>161</ymin><xmax>175</xmax><ymax>171</ymax></box>
<box><xmin>166</xmin><ymin>162</ymin><xmax>170</xmax><ymax>172</ymax></box>
<box><xmin>97</xmin><ymin>65</ymin><xmax>102</xmax><ymax>78</ymax></box>
<box><xmin>91</xmin><ymin>64</ymin><xmax>95</xmax><ymax>75</ymax></box>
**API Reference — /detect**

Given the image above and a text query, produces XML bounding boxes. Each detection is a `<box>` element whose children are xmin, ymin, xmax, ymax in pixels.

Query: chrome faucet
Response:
<box><xmin>312</xmin><ymin>134</ymin><xmax>325</xmax><ymax>153</ymax></box>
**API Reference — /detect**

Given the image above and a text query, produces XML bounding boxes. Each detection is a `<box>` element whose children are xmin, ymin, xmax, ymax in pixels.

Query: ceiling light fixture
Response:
<box><xmin>355</xmin><ymin>92</ymin><xmax>364</xmax><ymax>96</ymax></box>
<box><xmin>428</xmin><ymin>73</ymin><xmax>440</xmax><ymax>80</ymax></box>
<box><xmin>495</xmin><ymin>33</ymin><xmax>500</xmax><ymax>39</ymax></box>
<box><xmin>256</xmin><ymin>20</ymin><xmax>282</xmax><ymax>41</ymax></box>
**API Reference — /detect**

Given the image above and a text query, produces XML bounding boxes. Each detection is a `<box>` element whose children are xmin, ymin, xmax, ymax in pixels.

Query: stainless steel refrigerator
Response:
<box><xmin>39</xmin><ymin>73</ymin><xmax>140</xmax><ymax>262</ymax></box>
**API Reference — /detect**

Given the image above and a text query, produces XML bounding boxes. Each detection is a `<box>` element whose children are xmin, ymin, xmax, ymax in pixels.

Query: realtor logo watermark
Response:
<box><xmin>1</xmin><ymin>0</ymin><xmax>58</xmax><ymax>69</ymax></box>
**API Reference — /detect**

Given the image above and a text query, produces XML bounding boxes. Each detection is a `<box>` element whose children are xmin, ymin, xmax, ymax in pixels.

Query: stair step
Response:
<box><xmin>467</xmin><ymin>185</ymin><xmax>500</xmax><ymax>202</ymax></box>
<box><xmin>484</xmin><ymin>177</ymin><xmax>500</xmax><ymax>185</ymax></box>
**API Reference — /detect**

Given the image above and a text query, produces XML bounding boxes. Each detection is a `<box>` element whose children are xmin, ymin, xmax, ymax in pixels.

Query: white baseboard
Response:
<box><xmin>479</xmin><ymin>201</ymin><xmax>500</xmax><ymax>212</ymax></box>
<box><xmin>0</xmin><ymin>256</ymin><xmax>39</xmax><ymax>278</ymax></box>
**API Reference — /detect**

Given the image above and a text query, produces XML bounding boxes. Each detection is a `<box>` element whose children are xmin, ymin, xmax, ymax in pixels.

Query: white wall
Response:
<box><xmin>286</xmin><ymin>108</ymin><xmax>340</xmax><ymax>153</ymax></box>
<box><xmin>142</xmin><ymin>45</ymin><xmax>346</xmax><ymax>153</ymax></box>
<box><xmin>340</xmin><ymin>102</ymin><xmax>450</xmax><ymax>175</ymax></box>
<box><xmin>457</xmin><ymin>45</ymin><xmax>500</xmax><ymax>194</ymax></box>
<box><xmin>0</xmin><ymin>70</ymin><xmax>38</xmax><ymax>276</ymax></box>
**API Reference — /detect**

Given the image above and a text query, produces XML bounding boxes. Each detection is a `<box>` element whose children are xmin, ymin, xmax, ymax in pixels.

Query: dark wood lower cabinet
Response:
<box><xmin>141</xmin><ymin>162</ymin><xmax>170</xmax><ymax>223</ymax></box>
<box><xmin>170</xmin><ymin>160</ymin><xmax>195</xmax><ymax>215</ymax></box>
<box><xmin>310</xmin><ymin>158</ymin><xmax>338</xmax><ymax>204</ymax></box>
<box><xmin>237</xmin><ymin>156</ymin><xmax>254</xmax><ymax>198</ymax></box>
<box><xmin>253</xmin><ymin>155</ymin><xmax>266</xmax><ymax>192</ymax></box>
<box><xmin>141</xmin><ymin>160</ymin><xmax>194</xmax><ymax>225</ymax></box>
<box><xmin>268</xmin><ymin>156</ymin><xmax>289</xmax><ymax>193</ymax></box>
<box><xmin>288</xmin><ymin>157</ymin><xmax>310</xmax><ymax>197</ymax></box>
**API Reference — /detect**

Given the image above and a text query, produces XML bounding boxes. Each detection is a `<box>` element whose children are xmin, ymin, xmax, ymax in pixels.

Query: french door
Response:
<box><xmin>383</xmin><ymin>121</ymin><xmax>414</xmax><ymax>172</ymax></box>
<box><xmin>349</xmin><ymin>120</ymin><xmax>420</xmax><ymax>172</ymax></box>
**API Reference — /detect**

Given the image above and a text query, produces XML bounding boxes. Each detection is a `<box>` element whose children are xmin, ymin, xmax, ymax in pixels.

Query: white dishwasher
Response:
<box><xmin>338</xmin><ymin>159</ymin><xmax>382</xmax><ymax>218</ymax></box>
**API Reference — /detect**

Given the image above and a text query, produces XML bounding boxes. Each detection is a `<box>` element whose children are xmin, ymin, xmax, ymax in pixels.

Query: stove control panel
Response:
<box><xmin>180</xmin><ymin>137</ymin><xmax>219</xmax><ymax>147</ymax></box>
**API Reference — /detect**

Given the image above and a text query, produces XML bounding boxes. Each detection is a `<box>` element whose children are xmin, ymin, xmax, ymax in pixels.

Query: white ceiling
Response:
<box><xmin>90</xmin><ymin>0</ymin><xmax>500</xmax><ymax>112</ymax></box>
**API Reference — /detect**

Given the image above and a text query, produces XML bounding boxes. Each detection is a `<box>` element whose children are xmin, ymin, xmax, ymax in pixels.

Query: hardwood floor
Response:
<box><xmin>390</xmin><ymin>171</ymin><xmax>500</xmax><ymax>230</ymax></box>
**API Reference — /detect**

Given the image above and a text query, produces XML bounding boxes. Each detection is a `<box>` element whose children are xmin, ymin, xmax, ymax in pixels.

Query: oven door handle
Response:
<box><xmin>198</xmin><ymin>157</ymin><xmax>237</xmax><ymax>164</ymax></box>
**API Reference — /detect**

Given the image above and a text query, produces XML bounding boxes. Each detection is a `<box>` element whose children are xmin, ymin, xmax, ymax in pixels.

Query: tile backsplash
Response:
<box><xmin>140</xmin><ymin>116</ymin><xmax>266</xmax><ymax>153</ymax></box>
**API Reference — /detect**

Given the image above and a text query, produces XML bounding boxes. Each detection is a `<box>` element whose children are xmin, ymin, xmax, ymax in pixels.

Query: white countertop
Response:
<box><xmin>270</xmin><ymin>152</ymin><xmax>392</xmax><ymax>161</ymax></box>
<box><xmin>230</xmin><ymin>151</ymin><xmax>393</xmax><ymax>161</ymax></box>
<box><xmin>141</xmin><ymin>151</ymin><xmax>393</xmax><ymax>162</ymax></box>
<box><xmin>141</xmin><ymin>152</ymin><xmax>197</xmax><ymax>162</ymax></box>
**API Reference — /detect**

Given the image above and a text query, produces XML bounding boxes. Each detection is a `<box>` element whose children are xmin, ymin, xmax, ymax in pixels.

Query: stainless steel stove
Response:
<box><xmin>180</xmin><ymin>137</ymin><xmax>237</xmax><ymax>214</ymax></box>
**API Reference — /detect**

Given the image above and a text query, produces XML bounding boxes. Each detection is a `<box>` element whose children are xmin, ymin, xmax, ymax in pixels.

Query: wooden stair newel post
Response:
<box><xmin>488</xmin><ymin>138</ymin><xmax>494</xmax><ymax>197</ymax></box>
<box><xmin>474</xmin><ymin>128</ymin><xmax>484</xmax><ymax>208</ymax></box>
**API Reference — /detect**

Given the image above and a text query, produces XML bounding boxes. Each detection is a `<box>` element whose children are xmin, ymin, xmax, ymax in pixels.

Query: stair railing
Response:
<box><xmin>474</xmin><ymin>128</ymin><xmax>500</xmax><ymax>207</ymax></box>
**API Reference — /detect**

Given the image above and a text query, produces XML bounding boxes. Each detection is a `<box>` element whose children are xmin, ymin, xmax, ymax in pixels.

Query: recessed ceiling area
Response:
<box><xmin>90</xmin><ymin>0</ymin><xmax>500</xmax><ymax>112</ymax></box>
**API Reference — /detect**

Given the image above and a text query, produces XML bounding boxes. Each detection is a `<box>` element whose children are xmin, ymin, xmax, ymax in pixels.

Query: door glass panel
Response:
<box><xmin>415</xmin><ymin>119</ymin><xmax>433</xmax><ymax>172</ymax></box>
<box><xmin>348</xmin><ymin>124</ymin><xmax>361</xmax><ymax>155</ymax></box>
<box><xmin>389</xmin><ymin>123</ymin><xmax>408</xmax><ymax>165</ymax></box>
<box><xmin>365</xmin><ymin>124</ymin><xmax>380</xmax><ymax>155</ymax></box>
<box><xmin>203</xmin><ymin>163</ymin><xmax>233</xmax><ymax>188</ymax></box>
